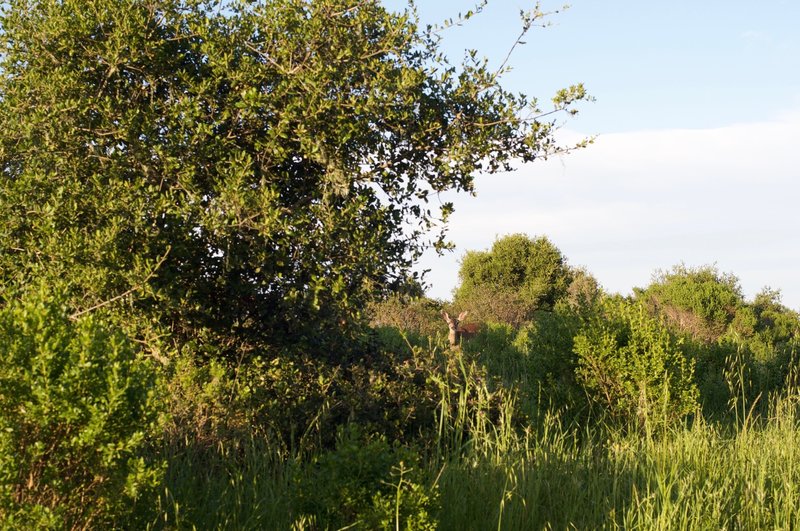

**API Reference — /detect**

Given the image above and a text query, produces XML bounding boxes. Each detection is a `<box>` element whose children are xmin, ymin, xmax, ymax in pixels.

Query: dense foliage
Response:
<box><xmin>454</xmin><ymin>234</ymin><xmax>575</xmax><ymax>326</ymax></box>
<box><xmin>0</xmin><ymin>0</ymin><xmax>589</xmax><ymax>357</ymax></box>
<box><xmin>0</xmin><ymin>288</ymin><xmax>163</xmax><ymax>529</ymax></box>
<box><xmin>294</xmin><ymin>427</ymin><xmax>438</xmax><ymax>530</ymax></box>
<box><xmin>638</xmin><ymin>265</ymin><xmax>744</xmax><ymax>341</ymax></box>
<box><xmin>572</xmin><ymin>298</ymin><xmax>698</xmax><ymax>427</ymax></box>
<box><xmin>634</xmin><ymin>265</ymin><xmax>800</xmax><ymax>414</ymax></box>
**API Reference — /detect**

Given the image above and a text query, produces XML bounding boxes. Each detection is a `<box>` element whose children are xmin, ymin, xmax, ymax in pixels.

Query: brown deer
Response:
<box><xmin>442</xmin><ymin>310</ymin><xmax>480</xmax><ymax>348</ymax></box>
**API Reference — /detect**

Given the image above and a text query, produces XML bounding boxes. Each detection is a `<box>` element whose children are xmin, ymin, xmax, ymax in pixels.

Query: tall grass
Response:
<box><xmin>150</xmin><ymin>344</ymin><xmax>800</xmax><ymax>530</ymax></box>
<box><xmin>437</xmin><ymin>392</ymin><xmax>800</xmax><ymax>530</ymax></box>
<box><xmin>151</xmin><ymin>438</ymin><xmax>296</xmax><ymax>530</ymax></box>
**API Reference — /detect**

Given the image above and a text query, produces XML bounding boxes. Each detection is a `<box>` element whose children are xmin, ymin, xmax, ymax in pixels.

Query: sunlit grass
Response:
<box><xmin>437</xmin><ymin>394</ymin><xmax>800</xmax><ymax>530</ymax></box>
<box><xmin>152</xmin><ymin>353</ymin><xmax>800</xmax><ymax>530</ymax></box>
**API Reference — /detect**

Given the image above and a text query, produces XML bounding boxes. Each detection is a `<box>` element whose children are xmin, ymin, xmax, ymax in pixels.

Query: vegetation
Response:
<box><xmin>454</xmin><ymin>234</ymin><xmax>574</xmax><ymax>326</ymax></box>
<box><xmin>572</xmin><ymin>297</ymin><xmax>698</xmax><ymax>428</ymax></box>
<box><xmin>0</xmin><ymin>0</ymin><xmax>589</xmax><ymax>358</ymax></box>
<box><xmin>0</xmin><ymin>287</ymin><xmax>163</xmax><ymax>529</ymax></box>
<box><xmin>3</xmin><ymin>1</ymin><xmax>800</xmax><ymax>529</ymax></box>
<box><xmin>638</xmin><ymin>265</ymin><xmax>745</xmax><ymax>341</ymax></box>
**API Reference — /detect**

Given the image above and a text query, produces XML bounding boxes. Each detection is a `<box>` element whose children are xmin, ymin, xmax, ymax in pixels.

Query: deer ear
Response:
<box><xmin>458</xmin><ymin>311</ymin><xmax>469</xmax><ymax>321</ymax></box>
<box><xmin>442</xmin><ymin>311</ymin><xmax>450</xmax><ymax>320</ymax></box>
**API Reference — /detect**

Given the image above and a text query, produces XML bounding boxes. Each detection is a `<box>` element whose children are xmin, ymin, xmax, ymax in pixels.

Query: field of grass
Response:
<box><xmin>152</xmin><ymin>346</ymin><xmax>800</xmax><ymax>530</ymax></box>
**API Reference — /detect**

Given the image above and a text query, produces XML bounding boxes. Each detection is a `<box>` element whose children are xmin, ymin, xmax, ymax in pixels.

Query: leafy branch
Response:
<box><xmin>69</xmin><ymin>247</ymin><xmax>171</xmax><ymax>321</ymax></box>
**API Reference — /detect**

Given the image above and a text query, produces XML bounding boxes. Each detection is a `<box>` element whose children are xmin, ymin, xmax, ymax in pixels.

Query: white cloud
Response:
<box><xmin>418</xmin><ymin>110</ymin><xmax>800</xmax><ymax>309</ymax></box>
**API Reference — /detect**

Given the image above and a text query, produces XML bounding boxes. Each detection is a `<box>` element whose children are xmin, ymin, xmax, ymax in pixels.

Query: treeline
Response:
<box><xmin>374</xmin><ymin>234</ymin><xmax>800</xmax><ymax>428</ymax></box>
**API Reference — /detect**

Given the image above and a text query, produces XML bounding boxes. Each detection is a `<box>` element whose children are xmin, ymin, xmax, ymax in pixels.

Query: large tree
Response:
<box><xmin>0</xmin><ymin>0</ymin><xmax>589</xmax><ymax>356</ymax></box>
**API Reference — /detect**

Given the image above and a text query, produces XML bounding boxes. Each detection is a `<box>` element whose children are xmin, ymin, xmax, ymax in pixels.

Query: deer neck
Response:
<box><xmin>448</xmin><ymin>328</ymin><xmax>459</xmax><ymax>347</ymax></box>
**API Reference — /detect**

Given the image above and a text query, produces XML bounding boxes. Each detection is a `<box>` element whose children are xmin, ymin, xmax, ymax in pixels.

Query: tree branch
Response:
<box><xmin>69</xmin><ymin>247</ymin><xmax>171</xmax><ymax>321</ymax></box>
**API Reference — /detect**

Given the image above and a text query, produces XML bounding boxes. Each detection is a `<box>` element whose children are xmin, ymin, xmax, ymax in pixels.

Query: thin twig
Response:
<box><xmin>69</xmin><ymin>246</ymin><xmax>171</xmax><ymax>320</ymax></box>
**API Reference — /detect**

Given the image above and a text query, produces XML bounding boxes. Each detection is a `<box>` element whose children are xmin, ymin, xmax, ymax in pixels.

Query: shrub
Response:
<box><xmin>454</xmin><ymin>234</ymin><xmax>574</xmax><ymax>325</ymax></box>
<box><xmin>0</xmin><ymin>288</ymin><xmax>164</xmax><ymax>529</ymax></box>
<box><xmin>452</xmin><ymin>285</ymin><xmax>538</xmax><ymax>329</ymax></box>
<box><xmin>751</xmin><ymin>288</ymin><xmax>800</xmax><ymax>345</ymax></box>
<box><xmin>684</xmin><ymin>289</ymin><xmax>800</xmax><ymax>417</ymax></box>
<box><xmin>368</xmin><ymin>295</ymin><xmax>445</xmax><ymax>343</ymax></box>
<box><xmin>563</xmin><ymin>267</ymin><xmax>602</xmax><ymax>311</ymax></box>
<box><xmin>162</xmin><ymin>337</ymin><xmax>476</xmax><ymax>456</ymax></box>
<box><xmin>162</xmin><ymin>354</ymin><xmax>253</xmax><ymax>447</ymax></box>
<box><xmin>294</xmin><ymin>426</ymin><xmax>438</xmax><ymax>530</ymax></box>
<box><xmin>573</xmin><ymin>298</ymin><xmax>698</xmax><ymax>428</ymax></box>
<box><xmin>638</xmin><ymin>265</ymin><xmax>744</xmax><ymax>341</ymax></box>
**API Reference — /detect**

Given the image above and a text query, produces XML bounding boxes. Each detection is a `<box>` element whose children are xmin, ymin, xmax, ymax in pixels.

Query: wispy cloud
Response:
<box><xmin>741</xmin><ymin>29</ymin><xmax>771</xmax><ymax>45</ymax></box>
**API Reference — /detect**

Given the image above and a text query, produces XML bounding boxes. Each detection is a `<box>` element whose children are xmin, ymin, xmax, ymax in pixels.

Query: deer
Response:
<box><xmin>442</xmin><ymin>310</ymin><xmax>480</xmax><ymax>349</ymax></box>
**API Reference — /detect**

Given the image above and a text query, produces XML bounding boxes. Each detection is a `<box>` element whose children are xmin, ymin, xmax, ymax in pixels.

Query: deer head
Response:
<box><xmin>442</xmin><ymin>310</ymin><xmax>479</xmax><ymax>348</ymax></box>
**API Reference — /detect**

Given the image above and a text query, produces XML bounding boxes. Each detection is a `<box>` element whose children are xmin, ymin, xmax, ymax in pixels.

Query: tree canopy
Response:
<box><xmin>0</xmin><ymin>0</ymin><xmax>589</xmax><ymax>356</ymax></box>
<box><xmin>454</xmin><ymin>234</ymin><xmax>574</xmax><ymax>325</ymax></box>
<box><xmin>637</xmin><ymin>265</ymin><xmax>744</xmax><ymax>341</ymax></box>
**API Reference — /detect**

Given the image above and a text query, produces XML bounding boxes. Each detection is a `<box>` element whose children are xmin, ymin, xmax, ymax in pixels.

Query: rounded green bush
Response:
<box><xmin>0</xmin><ymin>288</ymin><xmax>164</xmax><ymax>529</ymax></box>
<box><xmin>455</xmin><ymin>234</ymin><xmax>574</xmax><ymax>325</ymax></box>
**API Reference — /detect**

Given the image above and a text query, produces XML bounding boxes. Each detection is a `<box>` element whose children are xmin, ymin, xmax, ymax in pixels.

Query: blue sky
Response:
<box><xmin>393</xmin><ymin>1</ymin><xmax>800</xmax><ymax>132</ymax></box>
<box><xmin>383</xmin><ymin>1</ymin><xmax>800</xmax><ymax>308</ymax></box>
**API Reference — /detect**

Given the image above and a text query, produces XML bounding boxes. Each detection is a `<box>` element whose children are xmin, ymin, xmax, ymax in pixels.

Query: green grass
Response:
<box><xmin>430</xmin><ymin>377</ymin><xmax>800</xmax><ymax>530</ymax></box>
<box><xmin>153</xmin><ymin>413</ymin><xmax>800</xmax><ymax>530</ymax></box>
<box><xmin>437</xmin><ymin>411</ymin><xmax>800</xmax><ymax>530</ymax></box>
<box><xmin>151</xmin><ymin>371</ymin><xmax>800</xmax><ymax>530</ymax></box>
<box><xmin>152</xmin><ymin>439</ymin><xmax>296</xmax><ymax>530</ymax></box>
